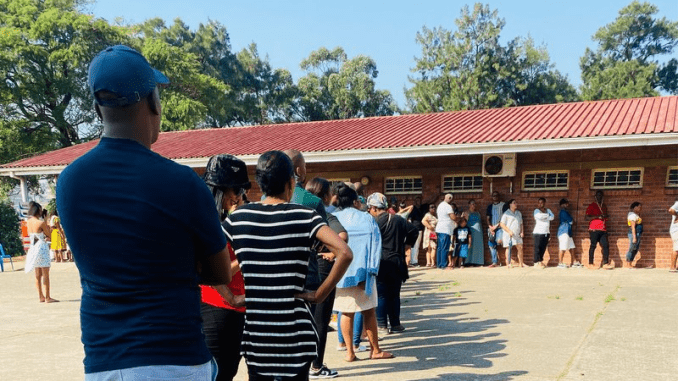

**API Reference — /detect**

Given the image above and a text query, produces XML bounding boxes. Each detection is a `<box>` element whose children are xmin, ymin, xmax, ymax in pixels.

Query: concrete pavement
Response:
<box><xmin>2</xmin><ymin>260</ymin><xmax>678</xmax><ymax>380</ymax></box>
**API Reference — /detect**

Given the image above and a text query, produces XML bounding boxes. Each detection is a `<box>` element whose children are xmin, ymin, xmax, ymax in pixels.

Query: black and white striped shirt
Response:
<box><xmin>223</xmin><ymin>202</ymin><xmax>326</xmax><ymax>378</ymax></box>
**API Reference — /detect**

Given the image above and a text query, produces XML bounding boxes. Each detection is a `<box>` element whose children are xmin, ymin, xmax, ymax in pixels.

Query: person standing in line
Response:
<box><xmin>305</xmin><ymin>177</ymin><xmax>350</xmax><ymax>379</ymax></box>
<box><xmin>669</xmin><ymin>199</ymin><xmax>678</xmax><ymax>272</ymax></box>
<box><xmin>333</xmin><ymin>185</ymin><xmax>393</xmax><ymax>362</ymax></box>
<box><xmin>464</xmin><ymin>199</ymin><xmax>485</xmax><ymax>266</ymax></box>
<box><xmin>284</xmin><ymin>150</ymin><xmax>328</xmax><ymax>300</ymax></box>
<box><xmin>224</xmin><ymin>151</ymin><xmax>352</xmax><ymax>380</ymax></box>
<box><xmin>435</xmin><ymin>194</ymin><xmax>457</xmax><ymax>269</ymax></box>
<box><xmin>408</xmin><ymin>196</ymin><xmax>425</xmax><ymax>267</ymax></box>
<box><xmin>24</xmin><ymin>202</ymin><xmax>57</xmax><ymax>303</ymax></box>
<box><xmin>368</xmin><ymin>192</ymin><xmax>418</xmax><ymax>335</ymax></box>
<box><xmin>586</xmin><ymin>190</ymin><xmax>613</xmax><ymax>269</ymax></box>
<box><xmin>532</xmin><ymin>197</ymin><xmax>554</xmax><ymax>268</ymax></box>
<box><xmin>422</xmin><ymin>204</ymin><xmax>438</xmax><ymax>268</ymax></box>
<box><xmin>625</xmin><ymin>202</ymin><xmax>643</xmax><ymax>269</ymax></box>
<box><xmin>557</xmin><ymin>199</ymin><xmax>581</xmax><ymax>268</ymax></box>
<box><xmin>451</xmin><ymin>217</ymin><xmax>471</xmax><ymax>269</ymax></box>
<box><xmin>486</xmin><ymin>191</ymin><xmax>509</xmax><ymax>267</ymax></box>
<box><xmin>199</xmin><ymin>154</ymin><xmax>251</xmax><ymax>381</ymax></box>
<box><xmin>57</xmin><ymin>45</ymin><xmax>232</xmax><ymax>380</ymax></box>
<box><xmin>500</xmin><ymin>199</ymin><xmax>525</xmax><ymax>267</ymax></box>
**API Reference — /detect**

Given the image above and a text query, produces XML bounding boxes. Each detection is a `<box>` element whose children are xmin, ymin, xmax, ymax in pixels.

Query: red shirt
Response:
<box><xmin>586</xmin><ymin>202</ymin><xmax>607</xmax><ymax>231</ymax></box>
<box><xmin>200</xmin><ymin>243</ymin><xmax>245</xmax><ymax>313</ymax></box>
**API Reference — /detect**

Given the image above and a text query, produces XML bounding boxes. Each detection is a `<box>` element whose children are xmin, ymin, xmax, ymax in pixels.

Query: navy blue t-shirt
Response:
<box><xmin>57</xmin><ymin>138</ymin><xmax>227</xmax><ymax>373</ymax></box>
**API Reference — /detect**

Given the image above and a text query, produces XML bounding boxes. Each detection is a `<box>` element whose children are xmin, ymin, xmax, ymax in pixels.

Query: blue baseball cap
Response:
<box><xmin>88</xmin><ymin>45</ymin><xmax>169</xmax><ymax>107</ymax></box>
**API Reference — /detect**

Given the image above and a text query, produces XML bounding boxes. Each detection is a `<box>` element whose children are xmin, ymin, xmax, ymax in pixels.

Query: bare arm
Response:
<box><xmin>320</xmin><ymin>231</ymin><xmax>348</xmax><ymax>261</ymax></box>
<box><xmin>421</xmin><ymin>215</ymin><xmax>433</xmax><ymax>230</ymax></box>
<box><xmin>198</xmin><ymin>246</ymin><xmax>232</xmax><ymax>286</ymax></box>
<box><xmin>296</xmin><ymin>226</ymin><xmax>353</xmax><ymax>304</ymax></box>
<box><xmin>670</xmin><ymin>208</ymin><xmax>677</xmax><ymax>216</ymax></box>
<box><xmin>499</xmin><ymin>222</ymin><xmax>512</xmax><ymax>236</ymax></box>
<box><xmin>630</xmin><ymin>220</ymin><xmax>637</xmax><ymax>243</ymax></box>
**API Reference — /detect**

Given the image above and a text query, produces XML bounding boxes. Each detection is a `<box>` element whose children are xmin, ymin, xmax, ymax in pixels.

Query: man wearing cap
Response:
<box><xmin>57</xmin><ymin>45</ymin><xmax>231</xmax><ymax>380</ymax></box>
<box><xmin>367</xmin><ymin>193</ymin><xmax>418</xmax><ymax>335</ymax></box>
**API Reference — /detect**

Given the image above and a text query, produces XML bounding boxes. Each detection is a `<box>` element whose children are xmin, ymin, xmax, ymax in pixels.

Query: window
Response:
<box><xmin>591</xmin><ymin>168</ymin><xmax>643</xmax><ymax>189</ymax></box>
<box><xmin>442</xmin><ymin>174</ymin><xmax>483</xmax><ymax>193</ymax></box>
<box><xmin>384</xmin><ymin>176</ymin><xmax>422</xmax><ymax>194</ymax></box>
<box><xmin>522</xmin><ymin>171</ymin><xmax>569</xmax><ymax>191</ymax></box>
<box><xmin>667</xmin><ymin>167</ymin><xmax>678</xmax><ymax>187</ymax></box>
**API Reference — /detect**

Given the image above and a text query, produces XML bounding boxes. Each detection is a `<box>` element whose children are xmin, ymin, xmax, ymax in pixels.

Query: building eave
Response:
<box><xmin>2</xmin><ymin>133</ymin><xmax>677</xmax><ymax>177</ymax></box>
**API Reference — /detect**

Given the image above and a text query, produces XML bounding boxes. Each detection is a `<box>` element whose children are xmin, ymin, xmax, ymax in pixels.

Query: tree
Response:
<box><xmin>0</xmin><ymin>199</ymin><xmax>22</xmax><ymax>257</ymax></box>
<box><xmin>135</xmin><ymin>18</ymin><xmax>238</xmax><ymax>127</ymax></box>
<box><xmin>0</xmin><ymin>0</ymin><xmax>128</xmax><ymax>148</ymax></box>
<box><xmin>580</xmin><ymin>1</ymin><xmax>678</xmax><ymax>100</ymax></box>
<box><xmin>296</xmin><ymin>47</ymin><xmax>397</xmax><ymax>121</ymax></box>
<box><xmin>234</xmin><ymin>43</ymin><xmax>298</xmax><ymax>125</ymax></box>
<box><xmin>407</xmin><ymin>3</ymin><xmax>577</xmax><ymax>113</ymax></box>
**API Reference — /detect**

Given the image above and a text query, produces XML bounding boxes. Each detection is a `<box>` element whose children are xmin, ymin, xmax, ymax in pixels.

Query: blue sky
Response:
<box><xmin>89</xmin><ymin>0</ymin><xmax>677</xmax><ymax>108</ymax></box>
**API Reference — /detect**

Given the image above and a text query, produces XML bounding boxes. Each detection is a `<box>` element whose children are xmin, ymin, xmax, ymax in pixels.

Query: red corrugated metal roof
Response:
<box><xmin>3</xmin><ymin>96</ymin><xmax>678</xmax><ymax>169</ymax></box>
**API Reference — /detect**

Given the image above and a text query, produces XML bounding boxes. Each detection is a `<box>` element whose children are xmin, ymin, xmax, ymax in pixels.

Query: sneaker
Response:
<box><xmin>309</xmin><ymin>364</ymin><xmax>338</xmax><ymax>379</ymax></box>
<box><xmin>378</xmin><ymin>327</ymin><xmax>390</xmax><ymax>336</ymax></box>
<box><xmin>390</xmin><ymin>324</ymin><xmax>405</xmax><ymax>333</ymax></box>
<box><xmin>336</xmin><ymin>345</ymin><xmax>347</xmax><ymax>351</ymax></box>
<box><xmin>557</xmin><ymin>263</ymin><xmax>568</xmax><ymax>268</ymax></box>
<box><xmin>354</xmin><ymin>344</ymin><xmax>368</xmax><ymax>352</ymax></box>
<box><xmin>572</xmin><ymin>261</ymin><xmax>582</xmax><ymax>268</ymax></box>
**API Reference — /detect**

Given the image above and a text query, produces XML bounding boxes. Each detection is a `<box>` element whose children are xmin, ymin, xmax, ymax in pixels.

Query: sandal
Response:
<box><xmin>370</xmin><ymin>351</ymin><xmax>395</xmax><ymax>360</ymax></box>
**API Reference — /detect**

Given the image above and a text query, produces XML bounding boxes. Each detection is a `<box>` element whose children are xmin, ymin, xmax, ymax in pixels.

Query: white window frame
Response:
<box><xmin>327</xmin><ymin>178</ymin><xmax>351</xmax><ymax>185</ymax></box>
<box><xmin>590</xmin><ymin>167</ymin><xmax>644</xmax><ymax>189</ymax></box>
<box><xmin>667</xmin><ymin>166</ymin><xmax>678</xmax><ymax>188</ymax></box>
<box><xmin>522</xmin><ymin>170</ymin><xmax>570</xmax><ymax>191</ymax></box>
<box><xmin>384</xmin><ymin>176</ymin><xmax>423</xmax><ymax>195</ymax></box>
<box><xmin>441</xmin><ymin>173</ymin><xmax>483</xmax><ymax>193</ymax></box>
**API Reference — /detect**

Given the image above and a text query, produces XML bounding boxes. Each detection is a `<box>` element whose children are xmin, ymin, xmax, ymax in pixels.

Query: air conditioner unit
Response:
<box><xmin>482</xmin><ymin>153</ymin><xmax>516</xmax><ymax>177</ymax></box>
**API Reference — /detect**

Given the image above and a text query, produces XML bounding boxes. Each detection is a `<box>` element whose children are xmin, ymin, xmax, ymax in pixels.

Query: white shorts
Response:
<box><xmin>502</xmin><ymin>235</ymin><xmax>523</xmax><ymax>248</ymax></box>
<box><xmin>671</xmin><ymin>230</ymin><xmax>678</xmax><ymax>252</ymax></box>
<box><xmin>558</xmin><ymin>234</ymin><xmax>575</xmax><ymax>251</ymax></box>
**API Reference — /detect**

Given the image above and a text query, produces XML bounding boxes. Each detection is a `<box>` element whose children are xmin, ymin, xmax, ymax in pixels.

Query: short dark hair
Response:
<box><xmin>256</xmin><ymin>150</ymin><xmax>294</xmax><ymax>197</ymax></box>
<box><xmin>538</xmin><ymin>197</ymin><xmax>546</xmax><ymax>203</ymax></box>
<box><xmin>28</xmin><ymin>202</ymin><xmax>42</xmax><ymax>217</ymax></box>
<box><xmin>630</xmin><ymin>201</ymin><xmax>641</xmax><ymax>210</ymax></box>
<box><xmin>306</xmin><ymin>177</ymin><xmax>331</xmax><ymax>200</ymax></box>
<box><xmin>559</xmin><ymin>198</ymin><xmax>569</xmax><ymax>206</ymax></box>
<box><xmin>335</xmin><ymin>183</ymin><xmax>358</xmax><ymax>208</ymax></box>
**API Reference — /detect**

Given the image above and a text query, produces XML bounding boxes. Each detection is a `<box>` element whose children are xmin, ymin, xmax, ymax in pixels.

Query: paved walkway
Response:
<box><xmin>2</xmin><ymin>261</ymin><xmax>678</xmax><ymax>380</ymax></box>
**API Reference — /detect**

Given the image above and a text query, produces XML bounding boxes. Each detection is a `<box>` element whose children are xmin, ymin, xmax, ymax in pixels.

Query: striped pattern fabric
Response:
<box><xmin>223</xmin><ymin>203</ymin><xmax>326</xmax><ymax>378</ymax></box>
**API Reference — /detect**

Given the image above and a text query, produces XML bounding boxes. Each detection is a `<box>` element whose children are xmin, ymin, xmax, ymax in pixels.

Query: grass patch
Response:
<box><xmin>415</xmin><ymin>291</ymin><xmax>421</xmax><ymax>296</ymax></box>
<box><xmin>575</xmin><ymin>296</ymin><xmax>583</xmax><ymax>301</ymax></box>
<box><xmin>454</xmin><ymin>292</ymin><xmax>462</xmax><ymax>298</ymax></box>
<box><xmin>621</xmin><ymin>297</ymin><xmax>626</xmax><ymax>301</ymax></box>
<box><xmin>452</xmin><ymin>281</ymin><xmax>460</xmax><ymax>286</ymax></box>
<box><xmin>547</xmin><ymin>295</ymin><xmax>561</xmax><ymax>300</ymax></box>
<box><xmin>604</xmin><ymin>293</ymin><xmax>615</xmax><ymax>303</ymax></box>
<box><xmin>438</xmin><ymin>284</ymin><xmax>451</xmax><ymax>291</ymax></box>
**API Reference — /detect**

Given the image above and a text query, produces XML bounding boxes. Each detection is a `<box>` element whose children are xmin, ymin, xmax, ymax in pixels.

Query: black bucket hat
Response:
<box><xmin>203</xmin><ymin>154</ymin><xmax>251</xmax><ymax>190</ymax></box>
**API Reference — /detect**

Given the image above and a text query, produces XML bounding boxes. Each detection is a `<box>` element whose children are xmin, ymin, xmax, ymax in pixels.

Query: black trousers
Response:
<box><xmin>200</xmin><ymin>303</ymin><xmax>245</xmax><ymax>381</ymax></box>
<box><xmin>312</xmin><ymin>258</ymin><xmax>336</xmax><ymax>369</ymax></box>
<box><xmin>533</xmin><ymin>234</ymin><xmax>550</xmax><ymax>263</ymax></box>
<box><xmin>589</xmin><ymin>230</ymin><xmax>610</xmax><ymax>265</ymax></box>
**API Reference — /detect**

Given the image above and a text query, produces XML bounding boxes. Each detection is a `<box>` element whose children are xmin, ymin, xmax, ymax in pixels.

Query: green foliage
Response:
<box><xmin>580</xmin><ymin>1</ymin><xmax>678</xmax><ymax>100</ymax></box>
<box><xmin>407</xmin><ymin>3</ymin><xmax>577</xmax><ymax>113</ymax></box>
<box><xmin>296</xmin><ymin>47</ymin><xmax>397</xmax><ymax>121</ymax></box>
<box><xmin>0</xmin><ymin>199</ymin><xmax>22</xmax><ymax>257</ymax></box>
<box><xmin>0</xmin><ymin>0</ymin><xmax>129</xmax><ymax>151</ymax></box>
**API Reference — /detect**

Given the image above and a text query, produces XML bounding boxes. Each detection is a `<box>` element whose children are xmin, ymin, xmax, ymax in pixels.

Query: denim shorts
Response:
<box><xmin>85</xmin><ymin>358</ymin><xmax>217</xmax><ymax>381</ymax></box>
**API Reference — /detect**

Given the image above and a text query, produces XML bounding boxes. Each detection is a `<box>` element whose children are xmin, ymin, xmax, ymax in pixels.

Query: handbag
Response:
<box><xmin>429</xmin><ymin>231</ymin><xmax>437</xmax><ymax>240</ymax></box>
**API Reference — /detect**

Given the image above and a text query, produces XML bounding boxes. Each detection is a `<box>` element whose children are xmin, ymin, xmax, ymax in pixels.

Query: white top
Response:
<box><xmin>532</xmin><ymin>208</ymin><xmax>554</xmax><ymax>235</ymax></box>
<box><xmin>670</xmin><ymin>202</ymin><xmax>678</xmax><ymax>234</ymax></box>
<box><xmin>435</xmin><ymin>202</ymin><xmax>454</xmax><ymax>235</ymax></box>
<box><xmin>628</xmin><ymin>212</ymin><xmax>641</xmax><ymax>223</ymax></box>
<box><xmin>501</xmin><ymin>209</ymin><xmax>523</xmax><ymax>236</ymax></box>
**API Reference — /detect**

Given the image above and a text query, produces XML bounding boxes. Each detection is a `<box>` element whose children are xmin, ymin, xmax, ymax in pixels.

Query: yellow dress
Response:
<box><xmin>50</xmin><ymin>216</ymin><xmax>65</xmax><ymax>251</ymax></box>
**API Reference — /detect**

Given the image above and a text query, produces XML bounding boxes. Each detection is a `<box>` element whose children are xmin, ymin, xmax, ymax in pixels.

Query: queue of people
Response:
<box><xmin>40</xmin><ymin>44</ymin><xmax>678</xmax><ymax>381</ymax></box>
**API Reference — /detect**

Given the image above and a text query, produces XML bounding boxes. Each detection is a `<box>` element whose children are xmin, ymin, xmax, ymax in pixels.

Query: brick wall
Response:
<box><xmin>200</xmin><ymin>145</ymin><xmax>678</xmax><ymax>268</ymax></box>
